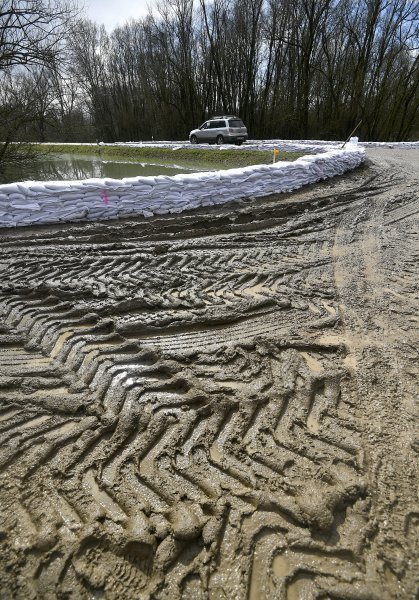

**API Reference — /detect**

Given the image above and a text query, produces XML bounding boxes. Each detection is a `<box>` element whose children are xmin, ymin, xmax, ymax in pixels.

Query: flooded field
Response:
<box><xmin>0</xmin><ymin>152</ymin><xmax>201</xmax><ymax>184</ymax></box>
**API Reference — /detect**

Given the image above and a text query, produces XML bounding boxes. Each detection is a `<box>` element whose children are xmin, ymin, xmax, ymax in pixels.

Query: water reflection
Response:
<box><xmin>1</xmin><ymin>153</ymin><xmax>198</xmax><ymax>184</ymax></box>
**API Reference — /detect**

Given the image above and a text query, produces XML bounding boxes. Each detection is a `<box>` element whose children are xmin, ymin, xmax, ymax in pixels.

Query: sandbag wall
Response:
<box><xmin>117</xmin><ymin>140</ymin><xmax>419</xmax><ymax>152</ymax></box>
<box><xmin>0</xmin><ymin>147</ymin><xmax>365</xmax><ymax>228</ymax></box>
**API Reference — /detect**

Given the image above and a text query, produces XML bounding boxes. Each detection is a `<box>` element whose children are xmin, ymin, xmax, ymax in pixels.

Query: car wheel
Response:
<box><xmin>235</xmin><ymin>141</ymin><xmax>243</xmax><ymax>146</ymax></box>
<box><xmin>190</xmin><ymin>135</ymin><xmax>198</xmax><ymax>144</ymax></box>
<box><xmin>216</xmin><ymin>135</ymin><xmax>224</xmax><ymax>145</ymax></box>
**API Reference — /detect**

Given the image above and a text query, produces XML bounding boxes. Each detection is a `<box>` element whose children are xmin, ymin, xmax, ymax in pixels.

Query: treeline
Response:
<box><xmin>69</xmin><ymin>0</ymin><xmax>419</xmax><ymax>142</ymax></box>
<box><xmin>1</xmin><ymin>0</ymin><xmax>419</xmax><ymax>149</ymax></box>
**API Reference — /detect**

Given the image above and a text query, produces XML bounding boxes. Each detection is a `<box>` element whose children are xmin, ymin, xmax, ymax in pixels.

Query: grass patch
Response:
<box><xmin>34</xmin><ymin>143</ymin><xmax>302</xmax><ymax>170</ymax></box>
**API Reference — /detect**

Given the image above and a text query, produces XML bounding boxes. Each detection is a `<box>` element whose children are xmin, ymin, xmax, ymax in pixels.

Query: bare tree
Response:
<box><xmin>0</xmin><ymin>0</ymin><xmax>78</xmax><ymax>176</ymax></box>
<box><xmin>70</xmin><ymin>19</ymin><xmax>115</xmax><ymax>139</ymax></box>
<box><xmin>0</xmin><ymin>71</ymin><xmax>41</xmax><ymax>172</ymax></box>
<box><xmin>0</xmin><ymin>0</ymin><xmax>77</xmax><ymax>70</ymax></box>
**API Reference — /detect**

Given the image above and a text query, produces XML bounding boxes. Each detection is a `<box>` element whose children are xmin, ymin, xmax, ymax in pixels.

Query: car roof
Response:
<box><xmin>209</xmin><ymin>115</ymin><xmax>241</xmax><ymax>120</ymax></box>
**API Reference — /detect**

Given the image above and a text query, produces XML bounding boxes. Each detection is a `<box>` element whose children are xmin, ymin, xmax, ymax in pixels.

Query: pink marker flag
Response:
<box><xmin>103</xmin><ymin>189</ymin><xmax>109</xmax><ymax>206</ymax></box>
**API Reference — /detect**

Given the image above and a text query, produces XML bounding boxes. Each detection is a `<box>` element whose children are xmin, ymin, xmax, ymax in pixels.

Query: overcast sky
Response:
<box><xmin>83</xmin><ymin>0</ymin><xmax>152</xmax><ymax>31</ymax></box>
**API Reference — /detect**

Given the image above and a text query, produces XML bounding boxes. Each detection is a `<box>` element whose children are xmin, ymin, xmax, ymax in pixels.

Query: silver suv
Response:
<box><xmin>189</xmin><ymin>116</ymin><xmax>248</xmax><ymax>145</ymax></box>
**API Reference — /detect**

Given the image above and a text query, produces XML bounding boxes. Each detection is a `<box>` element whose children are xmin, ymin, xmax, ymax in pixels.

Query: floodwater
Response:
<box><xmin>0</xmin><ymin>152</ymin><xmax>200</xmax><ymax>184</ymax></box>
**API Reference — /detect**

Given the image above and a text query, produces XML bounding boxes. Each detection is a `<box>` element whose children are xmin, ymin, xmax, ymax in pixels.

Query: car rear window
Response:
<box><xmin>228</xmin><ymin>119</ymin><xmax>244</xmax><ymax>127</ymax></box>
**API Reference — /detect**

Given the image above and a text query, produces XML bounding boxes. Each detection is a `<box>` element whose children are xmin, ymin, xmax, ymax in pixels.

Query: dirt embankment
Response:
<box><xmin>0</xmin><ymin>149</ymin><xmax>417</xmax><ymax>599</ymax></box>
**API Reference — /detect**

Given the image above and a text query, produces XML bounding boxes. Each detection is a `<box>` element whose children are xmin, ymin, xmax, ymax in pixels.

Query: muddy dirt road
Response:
<box><xmin>0</xmin><ymin>149</ymin><xmax>417</xmax><ymax>599</ymax></box>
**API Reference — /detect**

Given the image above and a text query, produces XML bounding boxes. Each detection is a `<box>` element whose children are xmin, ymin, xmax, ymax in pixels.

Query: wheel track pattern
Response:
<box><xmin>0</xmin><ymin>150</ymin><xmax>418</xmax><ymax>598</ymax></box>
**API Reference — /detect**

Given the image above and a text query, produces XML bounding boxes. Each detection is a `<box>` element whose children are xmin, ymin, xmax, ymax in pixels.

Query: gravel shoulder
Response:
<box><xmin>0</xmin><ymin>149</ymin><xmax>417</xmax><ymax>599</ymax></box>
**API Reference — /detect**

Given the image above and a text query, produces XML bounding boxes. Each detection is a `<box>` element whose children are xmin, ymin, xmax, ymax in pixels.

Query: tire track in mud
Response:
<box><xmin>0</xmin><ymin>150</ymin><xmax>417</xmax><ymax>598</ymax></box>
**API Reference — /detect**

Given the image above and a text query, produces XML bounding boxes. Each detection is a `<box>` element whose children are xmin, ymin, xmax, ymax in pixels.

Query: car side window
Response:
<box><xmin>209</xmin><ymin>120</ymin><xmax>226</xmax><ymax>128</ymax></box>
<box><xmin>201</xmin><ymin>122</ymin><xmax>210</xmax><ymax>130</ymax></box>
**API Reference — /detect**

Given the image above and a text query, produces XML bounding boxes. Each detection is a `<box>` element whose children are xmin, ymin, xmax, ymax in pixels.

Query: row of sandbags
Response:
<box><xmin>0</xmin><ymin>147</ymin><xmax>365</xmax><ymax>228</ymax></box>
